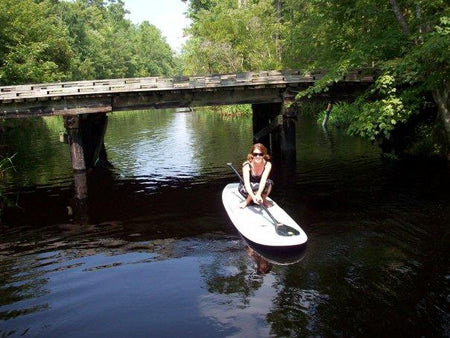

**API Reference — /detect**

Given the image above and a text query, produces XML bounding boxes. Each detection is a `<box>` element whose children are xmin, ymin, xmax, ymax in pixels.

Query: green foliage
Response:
<box><xmin>295</xmin><ymin>100</ymin><xmax>330</xmax><ymax>118</ymax></box>
<box><xmin>319</xmin><ymin>102</ymin><xmax>359</xmax><ymax>128</ymax></box>
<box><xmin>393</xmin><ymin>15</ymin><xmax>450</xmax><ymax>90</ymax></box>
<box><xmin>281</xmin><ymin>0</ymin><xmax>449</xmax><ymax>157</ymax></box>
<box><xmin>0</xmin><ymin>154</ymin><xmax>16</xmax><ymax>176</ymax></box>
<box><xmin>59</xmin><ymin>0</ymin><xmax>176</xmax><ymax>80</ymax></box>
<box><xmin>344</xmin><ymin>75</ymin><xmax>412</xmax><ymax>140</ymax></box>
<box><xmin>42</xmin><ymin>116</ymin><xmax>64</xmax><ymax>133</ymax></box>
<box><xmin>186</xmin><ymin>0</ymin><xmax>216</xmax><ymax>20</ymax></box>
<box><xmin>198</xmin><ymin>104</ymin><xmax>252</xmax><ymax>118</ymax></box>
<box><xmin>0</xmin><ymin>0</ymin><xmax>176</xmax><ymax>85</ymax></box>
<box><xmin>132</xmin><ymin>22</ymin><xmax>176</xmax><ymax>76</ymax></box>
<box><xmin>324</xmin><ymin>75</ymin><xmax>431</xmax><ymax>146</ymax></box>
<box><xmin>0</xmin><ymin>153</ymin><xmax>16</xmax><ymax>217</ymax></box>
<box><xmin>182</xmin><ymin>0</ymin><xmax>282</xmax><ymax>74</ymax></box>
<box><xmin>0</xmin><ymin>0</ymin><xmax>73</xmax><ymax>84</ymax></box>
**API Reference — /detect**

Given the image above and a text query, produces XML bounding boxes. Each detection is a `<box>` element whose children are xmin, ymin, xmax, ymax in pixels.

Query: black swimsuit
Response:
<box><xmin>249</xmin><ymin>164</ymin><xmax>265</xmax><ymax>183</ymax></box>
<box><xmin>238</xmin><ymin>162</ymin><xmax>274</xmax><ymax>198</ymax></box>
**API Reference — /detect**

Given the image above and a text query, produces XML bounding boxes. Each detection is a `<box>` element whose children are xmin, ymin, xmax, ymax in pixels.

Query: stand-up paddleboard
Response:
<box><xmin>222</xmin><ymin>183</ymin><xmax>308</xmax><ymax>249</ymax></box>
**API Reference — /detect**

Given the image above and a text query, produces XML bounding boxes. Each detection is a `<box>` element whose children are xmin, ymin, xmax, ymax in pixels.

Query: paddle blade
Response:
<box><xmin>276</xmin><ymin>224</ymin><xmax>300</xmax><ymax>237</ymax></box>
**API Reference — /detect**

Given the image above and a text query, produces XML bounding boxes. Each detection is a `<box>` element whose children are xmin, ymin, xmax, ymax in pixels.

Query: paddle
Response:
<box><xmin>226</xmin><ymin>163</ymin><xmax>299</xmax><ymax>237</ymax></box>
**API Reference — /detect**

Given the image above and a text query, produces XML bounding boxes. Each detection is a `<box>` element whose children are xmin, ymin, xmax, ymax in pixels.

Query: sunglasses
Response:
<box><xmin>252</xmin><ymin>152</ymin><xmax>264</xmax><ymax>157</ymax></box>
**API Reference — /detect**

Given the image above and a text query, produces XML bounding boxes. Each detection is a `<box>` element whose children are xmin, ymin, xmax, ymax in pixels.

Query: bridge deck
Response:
<box><xmin>0</xmin><ymin>70</ymin><xmax>374</xmax><ymax>118</ymax></box>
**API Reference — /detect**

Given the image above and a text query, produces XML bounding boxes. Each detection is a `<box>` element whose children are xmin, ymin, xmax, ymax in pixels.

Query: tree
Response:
<box><xmin>186</xmin><ymin>0</ymin><xmax>216</xmax><ymax>20</ymax></box>
<box><xmin>56</xmin><ymin>0</ymin><xmax>176</xmax><ymax>79</ymax></box>
<box><xmin>0</xmin><ymin>0</ymin><xmax>73</xmax><ymax>84</ymax></box>
<box><xmin>132</xmin><ymin>22</ymin><xmax>176</xmax><ymax>76</ymax></box>
<box><xmin>281</xmin><ymin>0</ymin><xmax>449</xmax><ymax>158</ymax></box>
<box><xmin>182</xmin><ymin>0</ymin><xmax>282</xmax><ymax>74</ymax></box>
<box><xmin>0</xmin><ymin>0</ymin><xmax>177</xmax><ymax>84</ymax></box>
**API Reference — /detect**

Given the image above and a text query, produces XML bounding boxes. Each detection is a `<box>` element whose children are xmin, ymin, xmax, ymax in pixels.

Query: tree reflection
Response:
<box><xmin>266</xmin><ymin>267</ymin><xmax>329</xmax><ymax>337</ymax></box>
<box><xmin>200</xmin><ymin>248</ymin><xmax>265</xmax><ymax>307</ymax></box>
<box><xmin>0</xmin><ymin>256</ymin><xmax>50</xmax><ymax>321</ymax></box>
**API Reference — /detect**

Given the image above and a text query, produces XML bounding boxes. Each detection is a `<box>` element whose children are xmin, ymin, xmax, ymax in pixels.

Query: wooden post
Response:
<box><xmin>64</xmin><ymin>115</ymin><xmax>86</xmax><ymax>171</ymax></box>
<box><xmin>322</xmin><ymin>102</ymin><xmax>332</xmax><ymax>127</ymax></box>
<box><xmin>81</xmin><ymin>113</ymin><xmax>109</xmax><ymax>168</ymax></box>
<box><xmin>252</xmin><ymin>103</ymin><xmax>271</xmax><ymax>148</ymax></box>
<box><xmin>72</xmin><ymin>171</ymin><xmax>89</xmax><ymax>224</ymax></box>
<box><xmin>64</xmin><ymin>115</ymin><xmax>90</xmax><ymax>224</ymax></box>
<box><xmin>251</xmin><ymin>102</ymin><xmax>296</xmax><ymax>162</ymax></box>
<box><xmin>252</xmin><ymin>103</ymin><xmax>282</xmax><ymax>151</ymax></box>
<box><xmin>280</xmin><ymin>115</ymin><xmax>296</xmax><ymax>162</ymax></box>
<box><xmin>274</xmin><ymin>102</ymin><xmax>297</xmax><ymax>162</ymax></box>
<box><xmin>64</xmin><ymin>113</ymin><xmax>110</xmax><ymax>170</ymax></box>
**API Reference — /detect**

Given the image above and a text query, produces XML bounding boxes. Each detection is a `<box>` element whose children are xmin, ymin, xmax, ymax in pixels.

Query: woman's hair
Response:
<box><xmin>247</xmin><ymin>143</ymin><xmax>271</xmax><ymax>162</ymax></box>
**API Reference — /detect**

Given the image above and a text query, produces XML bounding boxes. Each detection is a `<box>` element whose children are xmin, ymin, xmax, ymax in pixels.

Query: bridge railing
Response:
<box><xmin>0</xmin><ymin>70</ymin><xmax>374</xmax><ymax>102</ymax></box>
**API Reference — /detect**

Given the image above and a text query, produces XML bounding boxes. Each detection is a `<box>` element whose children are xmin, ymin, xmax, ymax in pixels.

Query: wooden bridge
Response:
<box><xmin>0</xmin><ymin>69</ymin><xmax>374</xmax><ymax>171</ymax></box>
<box><xmin>0</xmin><ymin>70</ymin><xmax>373</xmax><ymax>118</ymax></box>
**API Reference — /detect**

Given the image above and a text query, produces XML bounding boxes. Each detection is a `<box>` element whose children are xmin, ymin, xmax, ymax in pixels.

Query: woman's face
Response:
<box><xmin>252</xmin><ymin>147</ymin><xmax>265</xmax><ymax>162</ymax></box>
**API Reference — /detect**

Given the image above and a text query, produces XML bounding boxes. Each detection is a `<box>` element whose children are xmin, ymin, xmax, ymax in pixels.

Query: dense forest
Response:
<box><xmin>0</xmin><ymin>0</ymin><xmax>177</xmax><ymax>83</ymax></box>
<box><xmin>0</xmin><ymin>0</ymin><xmax>449</xmax><ymax>159</ymax></box>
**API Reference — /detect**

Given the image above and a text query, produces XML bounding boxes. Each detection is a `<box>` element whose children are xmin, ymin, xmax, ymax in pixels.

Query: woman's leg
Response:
<box><xmin>262</xmin><ymin>183</ymin><xmax>273</xmax><ymax>207</ymax></box>
<box><xmin>240</xmin><ymin>195</ymin><xmax>253</xmax><ymax>208</ymax></box>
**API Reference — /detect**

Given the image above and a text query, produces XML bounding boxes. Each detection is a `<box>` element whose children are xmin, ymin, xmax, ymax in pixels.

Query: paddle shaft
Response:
<box><xmin>260</xmin><ymin>202</ymin><xmax>282</xmax><ymax>226</ymax></box>
<box><xmin>226</xmin><ymin>163</ymin><xmax>281</xmax><ymax>225</ymax></box>
<box><xmin>227</xmin><ymin>162</ymin><xmax>245</xmax><ymax>184</ymax></box>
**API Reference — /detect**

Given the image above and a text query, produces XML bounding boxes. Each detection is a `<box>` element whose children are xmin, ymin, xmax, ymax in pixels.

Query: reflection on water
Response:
<box><xmin>247</xmin><ymin>247</ymin><xmax>273</xmax><ymax>274</ymax></box>
<box><xmin>199</xmin><ymin>252</ymin><xmax>277</xmax><ymax>337</ymax></box>
<box><xmin>105</xmin><ymin>110</ymin><xmax>253</xmax><ymax>185</ymax></box>
<box><xmin>116</xmin><ymin>112</ymin><xmax>201</xmax><ymax>180</ymax></box>
<box><xmin>0</xmin><ymin>109</ymin><xmax>449</xmax><ymax>336</ymax></box>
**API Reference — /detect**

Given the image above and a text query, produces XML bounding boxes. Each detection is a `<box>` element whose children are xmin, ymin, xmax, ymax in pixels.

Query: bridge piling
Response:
<box><xmin>81</xmin><ymin>113</ymin><xmax>109</xmax><ymax>168</ymax></box>
<box><xmin>72</xmin><ymin>171</ymin><xmax>89</xmax><ymax>224</ymax></box>
<box><xmin>279</xmin><ymin>106</ymin><xmax>297</xmax><ymax>162</ymax></box>
<box><xmin>64</xmin><ymin>115</ymin><xmax>86</xmax><ymax>171</ymax></box>
<box><xmin>252</xmin><ymin>102</ymin><xmax>296</xmax><ymax>162</ymax></box>
<box><xmin>63</xmin><ymin>113</ymin><xmax>109</xmax><ymax>225</ymax></box>
<box><xmin>252</xmin><ymin>103</ymin><xmax>278</xmax><ymax>147</ymax></box>
<box><xmin>63</xmin><ymin>113</ymin><xmax>110</xmax><ymax>171</ymax></box>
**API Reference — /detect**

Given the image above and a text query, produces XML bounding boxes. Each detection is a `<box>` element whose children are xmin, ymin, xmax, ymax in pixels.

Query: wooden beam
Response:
<box><xmin>253</xmin><ymin>114</ymin><xmax>283</xmax><ymax>141</ymax></box>
<box><xmin>0</xmin><ymin>97</ymin><xmax>112</xmax><ymax>118</ymax></box>
<box><xmin>112</xmin><ymin>87</ymin><xmax>286</xmax><ymax>111</ymax></box>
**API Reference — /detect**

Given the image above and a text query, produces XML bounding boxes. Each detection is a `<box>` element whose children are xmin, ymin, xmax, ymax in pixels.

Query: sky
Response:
<box><xmin>122</xmin><ymin>0</ymin><xmax>191</xmax><ymax>52</ymax></box>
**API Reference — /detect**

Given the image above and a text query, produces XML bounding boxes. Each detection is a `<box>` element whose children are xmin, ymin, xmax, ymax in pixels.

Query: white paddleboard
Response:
<box><xmin>222</xmin><ymin>183</ymin><xmax>308</xmax><ymax>248</ymax></box>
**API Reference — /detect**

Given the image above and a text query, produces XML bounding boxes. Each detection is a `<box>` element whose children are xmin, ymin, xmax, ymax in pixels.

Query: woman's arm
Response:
<box><xmin>256</xmin><ymin>162</ymin><xmax>272</xmax><ymax>198</ymax></box>
<box><xmin>242</xmin><ymin>162</ymin><xmax>255</xmax><ymax>199</ymax></box>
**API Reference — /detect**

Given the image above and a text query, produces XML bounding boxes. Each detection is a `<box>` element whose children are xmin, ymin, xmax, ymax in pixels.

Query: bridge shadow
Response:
<box><xmin>1</xmin><ymin>167</ymin><xmax>233</xmax><ymax>241</ymax></box>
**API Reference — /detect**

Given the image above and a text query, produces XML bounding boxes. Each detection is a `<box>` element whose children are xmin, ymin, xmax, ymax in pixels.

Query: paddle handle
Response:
<box><xmin>227</xmin><ymin>163</ymin><xmax>244</xmax><ymax>184</ymax></box>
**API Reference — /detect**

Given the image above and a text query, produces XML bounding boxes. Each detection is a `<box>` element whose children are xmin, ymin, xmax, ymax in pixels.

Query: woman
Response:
<box><xmin>238</xmin><ymin>143</ymin><xmax>273</xmax><ymax>208</ymax></box>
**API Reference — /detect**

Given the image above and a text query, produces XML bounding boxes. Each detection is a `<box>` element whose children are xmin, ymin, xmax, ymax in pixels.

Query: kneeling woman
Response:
<box><xmin>238</xmin><ymin>143</ymin><xmax>273</xmax><ymax>208</ymax></box>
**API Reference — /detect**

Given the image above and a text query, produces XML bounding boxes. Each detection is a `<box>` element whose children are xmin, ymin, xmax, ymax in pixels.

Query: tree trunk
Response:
<box><xmin>432</xmin><ymin>84</ymin><xmax>450</xmax><ymax>160</ymax></box>
<box><xmin>275</xmin><ymin>0</ymin><xmax>282</xmax><ymax>60</ymax></box>
<box><xmin>388</xmin><ymin>0</ymin><xmax>410</xmax><ymax>36</ymax></box>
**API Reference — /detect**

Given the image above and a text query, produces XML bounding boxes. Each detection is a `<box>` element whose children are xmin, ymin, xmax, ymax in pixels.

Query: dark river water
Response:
<box><xmin>0</xmin><ymin>109</ymin><xmax>449</xmax><ymax>337</ymax></box>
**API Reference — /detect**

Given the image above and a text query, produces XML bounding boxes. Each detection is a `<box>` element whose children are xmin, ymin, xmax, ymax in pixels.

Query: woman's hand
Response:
<box><xmin>252</xmin><ymin>193</ymin><xmax>263</xmax><ymax>204</ymax></box>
